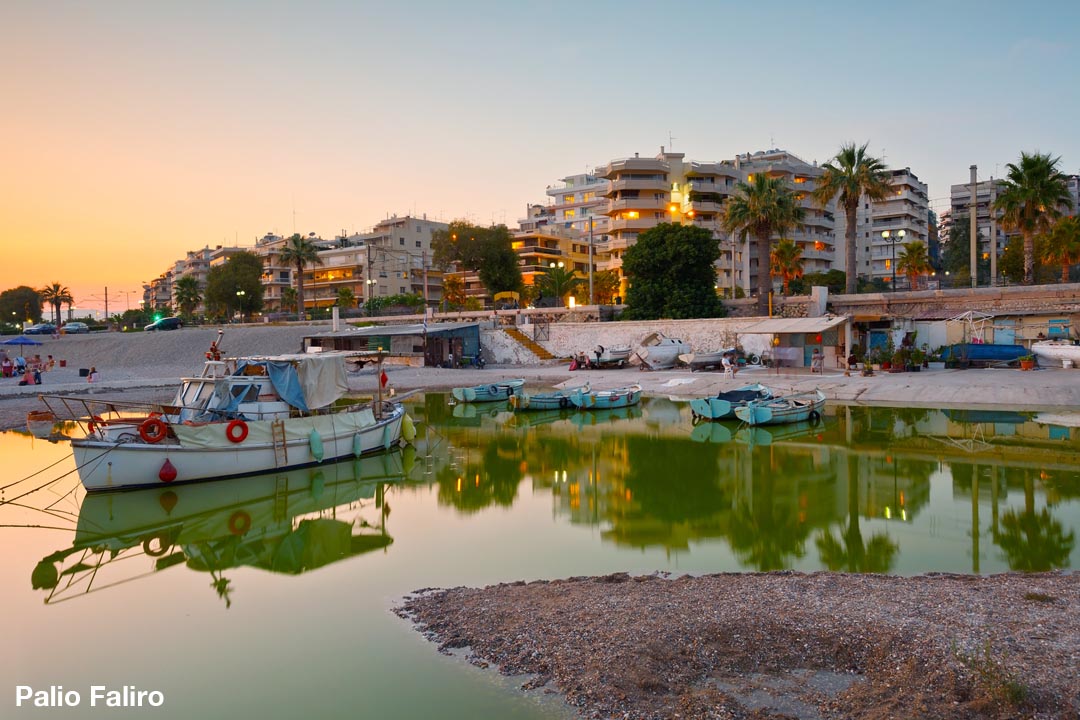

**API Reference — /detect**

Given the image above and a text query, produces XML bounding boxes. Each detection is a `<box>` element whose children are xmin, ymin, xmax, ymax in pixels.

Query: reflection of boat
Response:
<box><xmin>506</xmin><ymin>408</ymin><xmax>573</xmax><ymax>429</ymax></box>
<box><xmin>509</xmin><ymin>383</ymin><xmax>589</xmax><ymax>411</ymax></box>
<box><xmin>452</xmin><ymin>402</ymin><xmax>506</xmax><ymax>419</ymax></box>
<box><xmin>569</xmin><ymin>384</ymin><xmax>642</xmax><ymax>409</ymax></box>
<box><xmin>40</xmin><ymin>335</ymin><xmax>410</xmax><ymax>491</ymax></box>
<box><xmin>451</xmin><ymin>378</ymin><xmax>525</xmax><ymax>403</ymax></box>
<box><xmin>943</xmin><ymin>409</ymin><xmax>1031</xmax><ymax>424</ymax></box>
<box><xmin>1033</xmin><ymin>412</ymin><xmax>1080</xmax><ymax>428</ymax></box>
<box><xmin>690</xmin><ymin>421</ymin><xmax>733</xmax><ymax>443</ymax></box>
<box><xmin>735</xmin><ymin>389</ymin><xmax>826</xmax><ymax>426</ymax></box>
<box><xmin>26</xmin><ymin>410</ymin><xmax>57</xmax><ymax>438</ymax></box>
<box><xmin>639</xmin><ymin>332</ymin><xmax>690</xmax><ymax>370</ymax></box>
<box><xmin>1030</xmin><ymin>339</ymin><xmax>1080</xmax><ymax>368</ymax></box>
<box><xmin>569</xmin><ymin>405</ymin><xmax>642</xmax><ymax>426</ymax></box>
<box><xmin>689</xmin><ymin>384</ymin><xmax>774</xmax><ymax>420</ymax></box>
<box><xmin>34</xmin><ymin>451</ymin><xmax>410</xmax><ymax>605</ymax></box>
<box><xmin>690</xmin><ymin>418</ymin><xmax>822</xmax><ymax>445</ymax></box>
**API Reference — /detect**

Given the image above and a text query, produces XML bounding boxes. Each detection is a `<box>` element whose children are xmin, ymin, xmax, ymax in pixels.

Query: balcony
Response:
<box><xmin>597</xmin><ymin>157</ymin><xmax>669</xmax><ymax>179</ymax></box>
<box><xmin>596</xmin><ymin>256</ymin><xmax>623</xmax><ymax>272</ymax></box>
<box><xmin>604</xmin><ymin>176</ymin><xmax>670</xmax><ymax>195</ymax></box>
<box><xmin>608</xmin><ymin>217</ymin><xmax>662</xmax><ymax>234</ymax></box>
<box><xmin>607</xmin><ymin>197</ymin><xmax>669</xmax><ymax>213</ymax></box>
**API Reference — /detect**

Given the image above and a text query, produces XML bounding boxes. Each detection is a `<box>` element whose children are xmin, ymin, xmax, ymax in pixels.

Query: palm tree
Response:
<box><xmin>769</xmin><ymin>238</ymin><xmax>804</xmax><ymax>295</ymax></box>
<box><xmin>172</xmin><ymin>276</ymin><xmax>202</xmax><ymax>320</ymax></box>
<box><xmin>812</xmin><ymin>142</ymin><xmax>893</xmax><ymax>295</ymax></box>
<box><xmin>336</xmin><ymin>287</ymin><xmax>356</xmax><ymax>309</ymax></box>
<box><xmin>1041</xmin><ymin>216</ymin><xmax>1080</xmax><ymax>284</ymax></box>
<box><xmin>994</xmin><ymin>152</ymin><xmax>1074</xmax><ymax>285</ymax></box>
<box><xmin>722</xmin><ymin>174</ymin><xmax>805</xmax><ymax>315</ymax></box>
<box><xmin>896</xmin><ymin>241</ymin><xmax>932</xmax><ymax>290</ymax></box>
<box><xmin>535</xmin><ymin>264</ymin><xmax>581</xmax><ymax>307</ymax></box>
<box><xmin>280</xmin><ymin>287</ymin><xmax>298</xmax><ymax>313</ymax></box>
<box><xmin>278</xmin><ymin>234</ymin><xmax>323</xmax><ymax>317</ymax></box>
<box><xmin>39</xmin><ymin>282</ymin><xmax>73</xmax><ymax>326</ymax></box>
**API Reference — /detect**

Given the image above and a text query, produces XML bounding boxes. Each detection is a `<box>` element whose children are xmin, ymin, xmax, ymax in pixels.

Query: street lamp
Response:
<box><xmin>881</xmin><ymin>229</ymin><xmax>905</xmax><ymax>291</ymax></box>
<box><xmin>235</xmin><ymin>289</ymin><xmax>246</xmax><ymax>323</ymax></box>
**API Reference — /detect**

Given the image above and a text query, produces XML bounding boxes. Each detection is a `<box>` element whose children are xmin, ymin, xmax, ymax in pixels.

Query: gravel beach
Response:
<box><xmin>5</xmin><ymin>325</ymin><xmax>1078</xmax><ymax>720</ymax></box>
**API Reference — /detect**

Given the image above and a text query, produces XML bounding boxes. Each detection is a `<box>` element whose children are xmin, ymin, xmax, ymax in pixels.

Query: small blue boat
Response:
<box><xmin>568</xmin><ymin>384</ymin><xmax>642</xmax><ymax>410</ymax></box>
<box><xmin>451</xmin><ymin>379</ymin><xmax>525</xmax><ymax>403</ymax></box>
<box><xmin>689</xmin><ymin>383</ymin><xmax>775</xmax><ymax>421</ymax></box>
<box><xmin>509</xmin><ymin>383</ymin><xmax>590</xmax><ymax>411</ymax></box>
<box><xmin>734</xmin><ymin>389</ymin><xmax>826</xmax><ymax>426</ymax></box>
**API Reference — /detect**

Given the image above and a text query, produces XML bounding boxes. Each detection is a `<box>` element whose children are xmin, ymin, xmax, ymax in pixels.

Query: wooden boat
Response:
<box><xmin>1030</xmin><ymin>339</ymin><xmax>1080</xmax><ymax>368</ymax></box>
<box><xmin>451</xmin><ymin>378</ymin><xmax>525</xmax><ymax>403</ymax></box>
<box><xmin>689</xmin><ymin>383</ymin><xmax>775</xmax><ymax>421</ymax></box>
<box><xmin>38</xmin><ymin>332</ymin><xmax>412</xmax><ymax>492</ymax></box>
<box><xmin>639</xmin><ymin>332</ymin><xmax>690</xmax><ymax>370</ymax></box>
<box><xmin>734</xmin><ymin>389</ymin><xmax>826</xmax><ymax>426</ymax></box>
<box><xmin>588</xmin><ymin>344</ymin><xmax>632</xmax><ymax>368</ymax></box>
<box><xmin>568</xmin><ymin>384</ymin><xmax>642</xmax><ymax>410</ymax></box>
<box><xmin>509</xmin><ymin>383</ymin><xmax>589</xmax><ymax>411</ymax></box>
<box><xmin>26</xmin><ymin>410</ymin><xmax>57</xmax><ymax>438</ymax></box>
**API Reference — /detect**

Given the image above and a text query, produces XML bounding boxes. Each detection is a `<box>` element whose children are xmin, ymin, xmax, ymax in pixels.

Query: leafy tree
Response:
<box><xmin>172</xmin><ymin>275</ymin><xmax>202</xmax><ymax>320</ymax></box>
<box><xmin>769</xmin><ymin>238</ymin><xmax>804</xmax><ymax>295</ymax></box>
<box><xmin>431</xmin><ymin>222</ymin><xmax>522</xmax><ymax>298</ymax></box>
<box><xmin>857</xmin><ymin>276</ymin><xmax>890</xmax><ymax>293</ymax></box>
<box><xmin>533</xmin><ymin>264</ymin><xmax>581</xmax><ymax>307</ymax></box>
<box><xmin>1</xmin><ymin>286</ymin><xmax>43</xmax><ymax>324</ymax></box>
<box><xmin>39</xmin><ymin>282</ymin><xmax>73</xmax><ymax>326</ymax></box>
<box><xmin>896</xmin><ymin>241</ymin><xmax>932</xmax><ymax>290</ymax></box>
<box><xmin>441</xmin><ymin>274</ymin><xmax>466</xmax><ymax>310</ymax></box>
<box><xmin>999</xmin><ymin>234</ymin><xmax>1055</xmax><ymax>285</ymax></box>
<box><xmin>365</xmin><ymin>293</ymin><xmax>424</xmax><ymax>317</ymax></box>
<box><xmin>723</xmin><ymin>174</ymin><xmax>805</xmax><ymax>315</ymax></box>
<box><xmin>205</xmin><ymin>252</ymin><xmax>265</xmax><ymax>322</ymax></box>
<box><xmin>280</xmin><ymin>286</ymin><xmax>298</xmax><ymax>313</ymax></box>
<box><xmin>278</xmin><ymin>233</ymin><xmax>323</xmax><ymax>317</ymax></box>
<box><xmin>812</xmin><ymin>142</ymin><xmax>893</xmax><ymax>295</ymax></box>
<box><xmin>941</xmin><ymin>216</ymin><xmax>990</xmax><ymax>283</ymax></box>
<box><xmin>621</xmin><ymin>223</ymin><xmax>725</xmax><ymax>320</ymax></box>
<box><xmin>336</xmin><ymin>287</ymin><xmax>356</xmax><ymax>309</ymax></box>
<box><xmin>790</xmin><ymin>269</ymin><xmax>847</xmax><ymax>296</ymax></box>
<box><xmin>994</xmin><ymin>152</ymin><xmax>1074</xmax><ymax>285</ymax></box>
<box><xmin>1041</xmin><ymin>216</ymin><xmax>1080</xmax><ymax>284</ymax></box>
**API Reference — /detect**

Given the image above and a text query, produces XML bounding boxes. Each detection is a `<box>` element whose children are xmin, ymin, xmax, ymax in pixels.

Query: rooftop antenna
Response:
<box><xmin>667</xmin><ymin>130</ymin><xmax>676</xmax><ymax>150</ymax></box>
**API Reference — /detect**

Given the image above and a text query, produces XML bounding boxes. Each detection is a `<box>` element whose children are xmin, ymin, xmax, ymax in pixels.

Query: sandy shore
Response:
<box><xmin>398</xmin><ymin>572</ymin><xmax>1079</xmax><ymax>720</ymax></box>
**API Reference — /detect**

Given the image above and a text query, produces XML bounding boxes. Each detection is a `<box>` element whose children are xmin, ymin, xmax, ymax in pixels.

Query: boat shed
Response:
<box><xmin>738</xmin><ymin>315</ymin><xmax>851</xmax><ymax>369</ymax></box>
<box><xmin>304</xmin><ymin>322</ymin><xmax>481</xmax><ymax>367</ymax></box>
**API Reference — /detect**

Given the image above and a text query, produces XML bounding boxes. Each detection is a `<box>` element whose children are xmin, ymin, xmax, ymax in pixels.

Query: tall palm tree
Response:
<box><xmin>1041</xmin><ymin>216</ymin><xmax>1080</xmax><ymax>284</ymax></box>
<box><xmin>812</xmin><ymin>142</ymin><xmax>892</xmax><ymax>295</ymax></box>
<box><xmin>39</xmin><ymin>282</ymin><xmax>73</xmax><ymax>326</ymax></box>
<box><xmin>535</xmin><ymin>264</ymin><xmax>581</xmax><ymax>307</ymax></box>
<box><xmin>722</xmin><ymin>173</ymin><xmax>805</xmax><ymax>315</ymax></box>
<box><xmin>769</xmin><ymin>238</ymin><xmax>804</xmax><ymax>295</ymax></box>
<box><xmin>280</xmin><ymin>287</ymin><xmax>298</xmax><ymax>313</ymax></box>
<box><xmin>278</xmin><ymin>234</ymin><xmax>323</xmax><ymax>317</ymax></box>
<box><xmin>896</xmin><ymin>241</ymin><xmax>932</xmax><ymax>290</ymax></box>
<box><xmin>336</xmin><ymin>287</ymin><xmax>356</xmax><ymax>309</ymax></box>
<box><xmin>172</xmin><ymin>276</ymin><xmax>202</xmax><ymax>320</ymax></box>
<box><xmin>994</xmin><ymin>152</ymin><xmax>1074</xmax><ymax>285</ymax></box>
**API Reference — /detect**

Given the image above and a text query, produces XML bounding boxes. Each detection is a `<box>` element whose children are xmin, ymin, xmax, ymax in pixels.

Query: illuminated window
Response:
<box><xmin>564</xmin><ymin>194</ymin><xmax>575</xmax><ymax>203</ymax></box>
<box><xmin>627</xmin><ymin>211</ymin><xmax>639</xmax><ymax>219</ymax></box>
<box><xmin>564</xmin><ymin>209</ymin><xmax>576</xmax><ymax>219</ymax></box>
<box><xmin>793</xmin><ymin>176</ymin><xmax>806</xmax><ymax>184</ymax></box>
<box><xmin>814</xmin><ymin>241</ymin><xmax>826</xmax><ymax>251</ymax></box>
<box><xmin>885</xmin><ymin>259</ymin><xmax>891</xmax><ymax>270</ymax></box>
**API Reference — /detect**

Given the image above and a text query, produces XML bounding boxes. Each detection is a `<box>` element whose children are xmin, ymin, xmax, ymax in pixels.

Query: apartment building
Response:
<box><xmin>834</xmin><ymin>167</ymin><xmax>929</xmax><ymax>287</ymax></box>
<box><xmin>356</xmin><ymin>214</ymin><xmax>448</xmax><ymax>307</ymax></box>
<box><xmin>544</xmin><ymin>172</ymin><xmax>610</xmax><ymax>237</ymax></box>
<box><xmin>947</xmin><ymin>177</ymin><xmax>1014</xmax><ymax>262</ymax></box>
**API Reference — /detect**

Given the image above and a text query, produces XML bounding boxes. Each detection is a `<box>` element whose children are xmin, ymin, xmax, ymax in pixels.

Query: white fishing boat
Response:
<box><xmin>639</xmin><ymin>332</ymin><xmax>690</xmax><ymax>370</ymax></box>
<box><xmin>1030</xmin><ymin>339</ymin><xmax>1080</xmax><ymax>368</ymax></box>
<box><xmin>38</xmin><ymin>332</ymin><xmax>414</xmax><ymax>492</ymax></box>
<box><xmin>589</xmin><ymin>344</ymin><xmax>632</xmax><ymax>368</ymax></box>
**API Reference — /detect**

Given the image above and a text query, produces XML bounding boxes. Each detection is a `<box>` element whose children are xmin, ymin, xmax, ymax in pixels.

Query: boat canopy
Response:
<box><xmin>233</xmin><ymin>354</ymin><xmax>349</xmax><ymax>412</ymax></box>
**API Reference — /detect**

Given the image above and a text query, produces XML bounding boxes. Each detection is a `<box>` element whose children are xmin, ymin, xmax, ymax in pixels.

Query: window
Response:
<box><xmin>399</xmin><ymin>286</ymin><xmax>406</xmax><ymax>294</ymax></box>
<box><xmin>564</xmin><ymin>194</ymin><xmax>575</xmax><ymax>203</ymax></box>
<box><xmin>416</xmin><ymin>240</ymin><xmax>422</xmax><ymax>248</ymax></box>
<box><xmin>399</xmin><ymin>238</ymin><xmax>405</xmax><ymax>246</ymax></box>
<box><xmin>793</xmin><ymin>176</ymin><xmax>806</xmax><ymax>184</ymax></box>
<box><xmin>416</xmin><ymin>225</ymin><xmax>421</xmax><ymax>232</ymax></box>
<box><xmin>564</xmin><ymin>209</ymin><xmax>576</xmax><ymax>219</ymax></box>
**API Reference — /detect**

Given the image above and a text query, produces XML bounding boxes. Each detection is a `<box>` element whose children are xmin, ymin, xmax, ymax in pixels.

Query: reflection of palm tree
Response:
<box><xmin>725</xmin><ymin>453</ymin><xmax>810</xmax><ymax>571</ymax></box>
<box><xmin>994</xmin><ymin>476</ymin><xmax>1074</xmax><ymax>571</ymax></box>
<box><xmin>815</xmin><ymin>456</ymin><xmax>898</xmax><ymax>573</ymax></box>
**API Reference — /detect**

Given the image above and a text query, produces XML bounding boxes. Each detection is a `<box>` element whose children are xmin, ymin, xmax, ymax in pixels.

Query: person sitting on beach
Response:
<box><xmin>721</xmin><ymin>353</ymin><xmax>736</xmax><ymax>378</ymax></box>
<box><xmin>46</xmin><ymin>355</ymin><xmax>55</xmax><ymax>370</ymax></box>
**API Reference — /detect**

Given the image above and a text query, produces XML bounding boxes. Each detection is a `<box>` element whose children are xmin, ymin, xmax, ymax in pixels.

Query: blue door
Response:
<box><xmin>995</xmin><ymin>319</ymin><xmax>1015</xmax><ymax>345</ymax></box>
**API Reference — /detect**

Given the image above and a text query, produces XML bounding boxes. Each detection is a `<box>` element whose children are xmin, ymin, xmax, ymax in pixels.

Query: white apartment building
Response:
<box><xmin>357</xmin><ymin>214</ymin><xmax>449</xmax><ymax>306</ymax></box>
<box><xmin>544</xmin><ymin>172</ymin><xmax>610</xmax><ymax>237</ymax></box>
<box><xmin>948</xmin><ymin>177</ymin><xmax>1014</xmax><ymax>262</ymax></box>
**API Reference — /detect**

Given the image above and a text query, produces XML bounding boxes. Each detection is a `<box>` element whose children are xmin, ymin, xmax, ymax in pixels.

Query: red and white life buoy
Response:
<box><xmin>226</xmin><ymin>419</ymin><xmax>248</xmax><ymax>443</ymax></box>
<box><xmin>139</xmin><ymin>417</ymin><xmax>168</xmax><ymax>444</ymax></box>
<box><xmin>86</xmin><ymin>415</ymin><xmax>105</xmax><ymax>434</ymax></box>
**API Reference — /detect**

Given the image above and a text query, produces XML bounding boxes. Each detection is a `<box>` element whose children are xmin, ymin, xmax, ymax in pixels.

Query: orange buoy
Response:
<box><xmin>226</xmin><ymin>419</ymin><xmax>248</xmax><ymax>443</ymax></box>
<box><xmin>140</xmin><ymin>417</ymin><xmax>168</xmax><ymax>444</ymax></box>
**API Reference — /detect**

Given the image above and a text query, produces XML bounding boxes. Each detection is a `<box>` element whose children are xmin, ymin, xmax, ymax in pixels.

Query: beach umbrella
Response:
<box><xmin>1</xmin><ymin>335</ymin><xmax>43</xmax><ymax>356</ymax></box>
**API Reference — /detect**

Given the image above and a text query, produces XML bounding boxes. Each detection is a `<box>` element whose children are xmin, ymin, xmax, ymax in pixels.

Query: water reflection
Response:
<box><xmin>33</xmin><ymin>449</ymin><xmax>411</xmax><ymax>607</ymax></box>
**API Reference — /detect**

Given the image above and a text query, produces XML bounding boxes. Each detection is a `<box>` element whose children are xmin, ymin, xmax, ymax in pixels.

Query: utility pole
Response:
<box><xmin>970</xmin><ymin>165</ymin><xmax>978</xmax><ymax>288</ymax></box>
<box><xmin>588</xmin><ymin>219</ymin><xmax>594</xmax><ymax>305</ymax></box>
<box><xmin>422</xmin><ymin>250</ymin><xmax>429</xmax><ymax>306</ymax></box>
<box><xmin>104</xmin><ymin>286</ymin><xmax>109</xmax><ymax>322</ymax></box>
<box><xmin>989</xmin><ymin>179</ymin><xmax>997</xmax><ymax>286</ymax></box>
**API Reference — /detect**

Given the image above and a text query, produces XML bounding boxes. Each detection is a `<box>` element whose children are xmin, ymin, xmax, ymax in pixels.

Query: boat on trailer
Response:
<box><xmin>734</xmin><ymin>389</ymin><xmax>826</xmax><ymax>426</ymax></box>
<box><xmin>38</xmin><ymin>332</ymin><xmax>413</xmax><ymax>492</ymax></box>
<box><xmin>451</xmin><ymin>378</ymin><xmax>526</xmax><ymax>403</ymax></box>
<box><xmin>689</xmin><ymin>383</ymin><xmax>775</xmax><ymax>421</ymax></box>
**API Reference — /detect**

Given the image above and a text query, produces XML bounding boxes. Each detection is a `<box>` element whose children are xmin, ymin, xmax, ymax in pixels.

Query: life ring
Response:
<box><xmin>559</xmin><ymin>396</ymin><xmax>570</xmax><ymax>409</ymax></box>
<box><xmin>139</xmin><ymin>417</ymin><xmax>168</xmax><ymax>444</ymax></box>
<box><xmin>226</xmin><ymin>419</ymin><xmax>249</xmax><ymax>443</ymax></box>
<box><xmin>228</xmin><ymin>510</ymin><xmax>252</xmax><ymax>535</ymax></box>
<box><xmin>142</xmin><ymin>533</ymin><xmax>172</xmax><ymax>557</ymax></box>
<box><xmin>748</xmin><ymin>354</ymin><xmax>760</xmax><ymax>366</ymax></box>
<box><xmin>489</xmin><ymin>385</ymin><xmax>499</xmax><ymax>396</ymax></box>
<box><xmin>86</xmin><ymin>415</ymin><xmax>105</xmax><ymax>433</ymax></box>
<box><xmin>808</xmin><ymin>410</ymin><xmax>821</xmax><ymax>425</ymax></box>
<box><xmin>506</xmin><ymin>386</ymin><xmax>513</xmax><ymax>397</ymax></box>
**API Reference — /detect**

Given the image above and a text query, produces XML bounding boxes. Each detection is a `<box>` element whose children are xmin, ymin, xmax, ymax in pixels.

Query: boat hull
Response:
<box><xmin>734</xmin><ymin>390</ymin><xmax>826</xmax><ymax>426</ymax></box>
<box><xmin>1031</xmin><ymin>340</ymin><xmax>1080</xmax><ymax>367</ymax></box>
<box><xmin>72</xmin><ymin>405</ymin><xmax>406</xmax><ymax>492</ymax></box>
<box><xmin>451</xmin><ymin>379</ymin><xmax>525</xmax><ymax>403</ymax></box>
<box><xmin>568</xmin><ymin>385</ymin><xmax>642</xmax><ymax>410</ymax></box>
<box><xmin>689</xmin><ymin>384</ymin><xmax>774</xmax><ymax>420</ymax></box>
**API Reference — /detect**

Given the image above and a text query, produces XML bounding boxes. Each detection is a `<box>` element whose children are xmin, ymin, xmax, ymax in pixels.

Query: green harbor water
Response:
<box><xmin>2</xmin><ymin>394</ymin><xmax>1077</xmax><ymax>718</ymax></box>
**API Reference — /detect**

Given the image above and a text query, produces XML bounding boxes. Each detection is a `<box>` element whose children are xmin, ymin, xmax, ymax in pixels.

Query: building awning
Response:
<box><xmin>738</xmin><ymin>316</ymin><xmax>848</xmax><ymax>335</ymax></box>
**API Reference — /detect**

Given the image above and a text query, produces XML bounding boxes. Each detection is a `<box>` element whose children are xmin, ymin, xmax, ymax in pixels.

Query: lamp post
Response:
<box><xmin>549</xmin><ymin>261</ymin><xmax>565</xmax><ymax>306</ymax></box>
<box><xmin>881</xmin><ymin>229</ymin><xmax>905</xmax><ymax>291</ymax></box>
<box><xmin>235</xmin><ymin>289</ymin><xmax>246</xmax><ymax>323</ymax></box>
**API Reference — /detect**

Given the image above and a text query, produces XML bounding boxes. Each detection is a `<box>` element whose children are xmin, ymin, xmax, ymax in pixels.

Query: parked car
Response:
<box><xmin>24</xmin><ymin>323</ymin><xmax>57</xmax><ymax>335</ymax></box>
<box><xmin>143</xmin><ymin>317</ymin><xmax>182</xmax><ymax>331</ymax></box>
<box><xmin>62</xmin><ymin>321</ymin><xmax>89</xmax><ymax>334</ymax></box>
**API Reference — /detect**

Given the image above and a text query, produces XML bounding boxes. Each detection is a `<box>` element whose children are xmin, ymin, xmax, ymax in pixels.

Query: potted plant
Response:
<box><xmin>927</xmin><ymin>347</ymin><xmax>946</xmax><ymax>371</ymax></box>
<box><xmin>909</xmin><ymin>347</ymin><xmax>924</xmax><ymax>372</ymax></box>
<box><xmin>1019</xmin><ymin>354</ymin><xmax>1036</xmax><ymax>371</ymax></box>
<box><xmin>890</xmin><ymin>350</ymin><xmax>907</xmax><ymax>373</ymax></box>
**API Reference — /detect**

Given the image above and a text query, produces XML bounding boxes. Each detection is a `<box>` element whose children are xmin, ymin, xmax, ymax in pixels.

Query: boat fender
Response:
<box><xmin>401</xmin><ymin>413</ymin><xmax>416</xmax><ymax>443</ymax></box>
<box><xmin>309</xmin><ymin>429</ymin><xmax>324</xmax><ymax>462</ymax></box>
<box><xmin>86</xmin><ymin>415</ymin><xmax>105</xmax><ymax>434</ymax></box>
<box><xmin>808</xmin><ymin>410</ymin><xmax>821</xmax><ymax>424</ymax></box>
<box><xmin>352</xmin><ymin>432</ymin><xmax>363</xmax><ymax>457</ymax></box>
<box><xmin>559</xmin><ymin>396</ymin><xmax>570</xmax><ymax>409</ymax></box>
<box><xmin>158</xmin><ymin>458</ymin><xmax>177</xmax><ymax>483</ymax></box>
<box><xmin>226</xmin><ymin>419</ymin><xmax>248</xmax><ymax>443</ymax></box>
<box><xmin>142</xmin><ymin>533</ymin><xmax>172</xmax><ymax>557</ymax></box>
<box><xmin>489</xmin><ymin>385</ymin><xmax>499</xmax><ymax>396</ymax></box>
<box><xmin>506</xmin><ymin>386</ymin><xmax>513</xmax><ymax>397</ymax></box>
<box><xmin>228</xmin><ymin>510</ymin><xmax>252</xmax><ymax>535</ymax></box>
<box><xmin>139</xmin><ymin>417</ymin><xmax>168</xmax><ymax>444</ymax></box>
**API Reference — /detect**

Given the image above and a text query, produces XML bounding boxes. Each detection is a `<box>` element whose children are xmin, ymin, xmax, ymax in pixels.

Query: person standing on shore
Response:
<box><xmin>87</xmin><ymin>367</ymin><xmax>99</xmax><ymax>383</ymax></box>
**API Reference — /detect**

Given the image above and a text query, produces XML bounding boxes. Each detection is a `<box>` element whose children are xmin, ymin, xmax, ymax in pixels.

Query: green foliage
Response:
<box><xmin>205</xmin><ymin>252</ymin><xmax>265</xmax><ymax>321</ymax></box>
<box><xmin>279</xmin><ymin>233</ymin><xmax>323</xmax><ymax>316</ymax></box>
<box><xmin>432</xmin><ymin>222</ymin><xmax>522</xmax><ymax>297</ymax></box>
<box><xmin>941</xmin><ymin>216</ymin><xmax>990</xmax><ymax>283</ymax></box>
<box><xmin>39</xmin><ymin>282</ymin><xmax>74</xmax><ymax>326</ymax></box>
<box><xmin>172</xmin><ymin>275</ymin><xmax>202</xmax><ymax>320</ymax></box>
<box><xmin>365</xmin><ymin>293</ymin><xmax>424</xmax><ymax>316</ymax></box>
<box><xmin>336</xmin><ymin>287</ymin><xmax>356</xmax><ymax>309</ymax></box>
<box><xmin>621</xmin><ymin>223</ymin><xmax>725</xmax><ymax>320</ymax></box>
<box><xmin>896</xmin><ymin>241</ymin><xmax>932</xmax><ymax>289</ymax></box>
<box><xmin>857</xmin><ymin>276</ymin><xmax>890</xmax><ymax>294</ymax></box>
<box><xmin>1041</xmin><ymin>215</ymin><xmax>1080</xmax><ymax>283</ymax></box>
<box><xmin>999</xmin><ymin>235</ymin><xmax>1054</xmax><ymax>285</ymax></box>
<box><xmin>769</xmin><ymin>238</ymin><xmax>804</xmax><ymax>295</ymax></box>
<box><xmin>994</xmin><ymin>151</ymin><xmax>1074</xmax><ymax>285</ymax></box>
<box><xmin>280</xmin><ymin>286</ymin><xmax>298</xmax><ymax>313</ymax></box>
<box><xmin>0</xmin><ymin>286</ymin><xmax>43</xmax><ymax>324</ymax></box>
<box><xmin>952</xmin><ymin>639</ymin><xmax>1029</xmax><ymax>707</ymax></box>
<box><xmin>790</xmin><ymin>269</ymin><xmax>847</xmax><ymax>295</ymax></box>
<box><xmin>534</xmin><ymin>264</ymin><xmax>581</xmax><ymax>307</ymax></box>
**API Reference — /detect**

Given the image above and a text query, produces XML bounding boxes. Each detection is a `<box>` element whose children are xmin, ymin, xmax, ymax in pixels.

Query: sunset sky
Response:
<box><xmin>4</xmin><ymin>1</ymin><xmax>1078</xmax><ymax>311</ymax></box>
